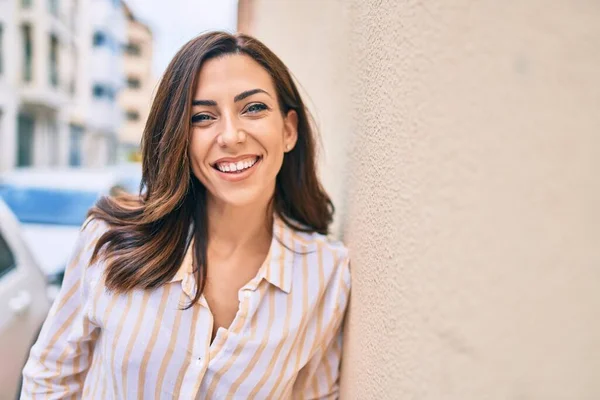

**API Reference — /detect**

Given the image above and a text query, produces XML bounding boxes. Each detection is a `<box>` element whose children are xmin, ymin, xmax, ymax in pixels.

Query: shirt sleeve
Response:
<box><xmin>21</xmin><ymin>217</ymin><xmax>103</xmax><ymax>399</ymax></box>
<box><xmin>292</xmin><ymin>254</ymin><xmax>352</xmax><ymax>400</ymax></box>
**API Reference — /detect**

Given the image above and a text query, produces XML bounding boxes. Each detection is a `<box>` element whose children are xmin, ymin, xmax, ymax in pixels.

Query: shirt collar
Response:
<box><xmin>169</xmin><ymin>213</ymin><xmax>311</xmax><ymax>297</ymax></box>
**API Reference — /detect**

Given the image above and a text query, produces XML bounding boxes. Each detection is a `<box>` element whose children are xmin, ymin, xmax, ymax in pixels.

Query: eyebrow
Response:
<box><xmin>191</xmin><ymin>88</ymin><xmax>270</xmax><ymax>106</ymax></box>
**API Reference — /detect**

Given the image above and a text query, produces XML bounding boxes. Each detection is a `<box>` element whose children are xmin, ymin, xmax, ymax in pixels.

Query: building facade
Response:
<box><xmin>118</xmin><ymin>2</ymin><xmax>153</xmax><ymax>162</ymax></box>
<box><xmin>0</xmin><ymin>0</ymin><xmax>127</xmax><ymax>173</ymax></box>
<box><xmin>86</xmin><ymin>0</ymin><xmax>125</xmax><ymax>167</ymax></box>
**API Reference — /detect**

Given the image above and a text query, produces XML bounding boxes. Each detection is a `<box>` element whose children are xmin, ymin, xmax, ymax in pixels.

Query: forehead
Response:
<box><xmin>194</xmin><ymin>54</ymin><xmax>275</xmax><ymax>97</ymax></box>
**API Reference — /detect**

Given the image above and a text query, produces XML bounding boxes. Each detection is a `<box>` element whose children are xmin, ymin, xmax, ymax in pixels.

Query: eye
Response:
<box><xmin>191</xmin><ymin>113</ymin><xmax>215</xmax><ymax>124</ymax></box>
<box><xmin>244</xmin><ymin>103</ymin><xmax>269</xmax><ymax>114</ymax></box>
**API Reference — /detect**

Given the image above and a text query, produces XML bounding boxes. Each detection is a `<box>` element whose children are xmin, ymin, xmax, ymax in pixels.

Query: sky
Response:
<box><xmin>124</xmin><ymin>0</ymin><xmax>238</xmax><ymax>78</ymax></box>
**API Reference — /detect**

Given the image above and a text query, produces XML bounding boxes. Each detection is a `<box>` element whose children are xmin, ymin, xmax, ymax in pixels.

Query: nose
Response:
<box><xmin>217</xmin><ymin>114</ymin><xmax>246</xmax><ymax>147</ymax></box>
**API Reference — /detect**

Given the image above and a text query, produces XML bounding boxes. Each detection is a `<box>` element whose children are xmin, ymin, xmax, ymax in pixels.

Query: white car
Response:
<box><xmin>0</xmin><ymin>166</ymin><xmax>142</xmax><ymax>289</ymax></box>
<box><xmin>0</xmin><ymin>198</ymin><xmax>51</xmax><ymax>398</ymax></box>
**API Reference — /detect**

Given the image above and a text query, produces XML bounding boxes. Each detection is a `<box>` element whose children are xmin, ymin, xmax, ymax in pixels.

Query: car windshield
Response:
<box><xmin>0</xmin><ymin>185</ymin><xmax>100</xmax><ymax>226</ymax></box>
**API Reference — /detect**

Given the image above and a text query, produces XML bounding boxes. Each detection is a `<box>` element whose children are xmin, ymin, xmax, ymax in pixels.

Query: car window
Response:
<box><xmin>0</xmin><ymin>185</ymin><xmax>100</xmax><ymax>226</ymax></box>
<box><xmin>0</xmin><ymin>232</ymin><xmax>16</xmax><ymax>279</ymax></box>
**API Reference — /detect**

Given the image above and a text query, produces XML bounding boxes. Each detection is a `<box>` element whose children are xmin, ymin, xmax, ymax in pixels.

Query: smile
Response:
<box><xmin>213</xmin><ymin>156</ymin><xmax>261</xmax><ymax>173</ymax></box>
<box><xmin>211</xmin><ymin>155</ymin><xmax>262</xmax><ymax>182</ymax></box>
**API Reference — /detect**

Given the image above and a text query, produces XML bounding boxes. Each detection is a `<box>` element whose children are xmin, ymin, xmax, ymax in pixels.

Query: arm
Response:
<box><xmin>21</xmin><ymin>218</ymin><xmax>103</xmax><ymax>398</ymax></box>
<box><xmin>293</xmin><ymin>255</ymin><xmax>352</xmax><ymax>400</ymax></box>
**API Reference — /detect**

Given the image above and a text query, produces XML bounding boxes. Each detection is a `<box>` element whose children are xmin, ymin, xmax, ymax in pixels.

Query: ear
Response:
<box><xmin>283</xmin><ymin>109</ymin><xmax>298</xmax><ymax>151</ymax></box>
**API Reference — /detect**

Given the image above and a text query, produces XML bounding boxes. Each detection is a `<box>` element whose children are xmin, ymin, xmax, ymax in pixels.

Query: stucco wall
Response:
<box><xmin>245</xmin><ymin>1</ymin><xmax>600</xmax><ymax>398</ymax></box>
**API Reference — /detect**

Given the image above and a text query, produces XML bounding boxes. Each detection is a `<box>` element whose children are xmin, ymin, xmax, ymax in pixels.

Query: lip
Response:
<box><xmin>211</xmin><ymin>154</ymin><xmax>261</xmax><ymax>166</ymax></box>
<box><xmin>212</xmin><ymin>156</ymin><xmax>262</xmax><ymax>183</ymax></box>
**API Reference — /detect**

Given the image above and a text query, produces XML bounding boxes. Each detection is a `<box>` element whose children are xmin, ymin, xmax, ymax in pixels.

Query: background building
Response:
<box><xmin>239</xmin><ymin>0</ymin><xmax>600</xmax><ymax>398</ymax></box>
<box><xmin>86</xmin><ymin>0</ymin><xmax>126</xmax><ymax>167</ymax></box>
<box><xmin>0</xmin><ymin>0</ymin><xmax>79</xmax><ymax>171</ymax></box>
<box><xmin>118</xmin><ymin>2</ymin><xmax>154</xmax><ymax>162</ymax></box>
<box><xmin>0</xmin><ymin>0</ymin><xmax>18</xmax><ymax>172</ymax></box>
<box><xmin>0</xmin><ymin>0</ymin><xmax>129</xmax><ymax>173</ymax></box>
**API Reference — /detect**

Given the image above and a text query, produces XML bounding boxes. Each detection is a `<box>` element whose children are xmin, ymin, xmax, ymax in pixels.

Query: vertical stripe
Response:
<box><xmin>312</xmin><ymin>306</ymin><xmax>346</xmax><ymax>395</ymax></box>
<box><xmin>290</xmin><ymin>247</ymin><xmax>312</xmax><ymax>372</ymax></box>
<box><xmin>154</xmin><ymin>289</ymin><xmax>187</xmax><ymax>399</ymax></box>
<box><xmin>86</xmin><ymin>337</ymin><xmax>104</xmax><ymax>399</ymax></box>
<box><xmin>109</xmin><ymin>292</ymin><xmax>134</xmax><ymax>398</ymax></box>
<box><xmin>33</xmin><ymin>307</ymin><xmax>80</xmax><ymax>393</ymax></box>
<box><xmin>121</xmin><ymin>291</ymin><xmax>151</xmax><ymax>395</ymax></box>
<box><xmin>327</xmin><ymin>328</ymin><xmax>342</xmax><ymax>389</ymax></box>
<box><xmin>308</xmin><ymin>245</ymin><xmax>329</xmax><ymax>397</ymax></box>
<box><xmin>89</xmin><ymin>291</ymin><xmax>120</xmax><ymax>399</ymax></box>
<box><xmin>266</xmin><ymin>253</ymin><xmax>311</xmax><ymax>398</ymax></box>
<box><xmin>137</xmin><ymin>285</ymin><xmax>172</xmax><ymax>398</ymax></box>
<box><xmin>226</xmin><ymin>284</ymin><xmax>277</xmax><ymax>397</ymax></box>
<box><xmin>204</xmin><ymin>283</ymin><xmax>268</xmax><ymax>397</ymax></box>
<box><xmin>45</xmin><ymin>277</ymin><xmax>80</xmax><ymax>324</ymax></box>
<box><xmin>172</xmin><ymin>298</ymin><xmax>202</xmax><ymax>398</ymax></box>
<box><xmin>247</xmin><ymin>236</ymin><xmax>293</xmax><ymax>399</ymax></box>
<box><xmin>321</xmin><ymin>332</ymin><xmax>337</xmax><ymax>391</ymax></box>
<box><xmin>61</xmin><ymin>304</ymin><xmax>95</xmax><ymax>390</ymax></box>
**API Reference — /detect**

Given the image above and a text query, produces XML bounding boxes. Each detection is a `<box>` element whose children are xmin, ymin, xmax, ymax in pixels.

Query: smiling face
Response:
<box><xmin>188</xmin><ymin>54</ymin><xmax>298</xmax><ymax>209</ymax></box>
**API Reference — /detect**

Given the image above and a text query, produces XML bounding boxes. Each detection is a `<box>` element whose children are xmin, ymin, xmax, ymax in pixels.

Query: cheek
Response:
<box><xmin>188</xmin><ymin>130</ymin><xmax>213</xmax><ymax>176</ymax></box>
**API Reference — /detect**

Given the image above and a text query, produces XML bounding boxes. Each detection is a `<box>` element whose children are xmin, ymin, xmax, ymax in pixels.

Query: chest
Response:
<box><xmin>91</xmin><ymin>280</ymin><xmax>322</xmax><ymax>399</ymax></box>
<box><xmin>202</xmin><ymin>254</ymin><xmax>265</xmax><ymax>341</ymax></box>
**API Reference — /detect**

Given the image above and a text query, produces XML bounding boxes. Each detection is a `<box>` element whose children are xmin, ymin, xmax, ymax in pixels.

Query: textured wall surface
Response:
<box><xmin>247</xmin><ymin>0</ymin><xmax>600</xmax><ymax>398</ymax></box>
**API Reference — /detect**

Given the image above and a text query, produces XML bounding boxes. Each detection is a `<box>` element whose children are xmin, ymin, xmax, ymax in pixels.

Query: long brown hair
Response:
<box><xmin>89</xmin><ymin>32</ymin><xmax>333</xmax><ymax>306</ymax></box>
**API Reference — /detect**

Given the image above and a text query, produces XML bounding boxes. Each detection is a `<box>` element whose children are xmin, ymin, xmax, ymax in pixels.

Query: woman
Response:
<box><xmin>21</xmin><ymin>31</ymin><xmax>351</xmax><ymax>399</ymax></box>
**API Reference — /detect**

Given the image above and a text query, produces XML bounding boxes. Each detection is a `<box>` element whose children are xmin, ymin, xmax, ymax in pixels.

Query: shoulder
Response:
<box><xmin>80</xmin><ymin>216</ymin><xmax>111</xmax><ymax>248</ymax></box>
<box><xmin>75</xmin><ymin>216</ymin><xmax>112</xmax><ymax>273</ymax></box>
<box><xmin>294</xmin><ymin>230</ymin><xmax>352</xmax><ymax>290</ymax></box>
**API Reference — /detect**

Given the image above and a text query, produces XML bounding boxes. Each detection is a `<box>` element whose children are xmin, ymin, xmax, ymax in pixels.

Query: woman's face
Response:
<box><xmin>189</xmin><ymin>54</ymin><xmax>298</xmax><ymax>209</ymax></box>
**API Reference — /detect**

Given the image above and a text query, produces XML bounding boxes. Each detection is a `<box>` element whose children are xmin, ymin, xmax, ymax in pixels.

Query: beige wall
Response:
<box><xmin>244</xmin><ymin>0</ymin><xmax>600</xmax><ymax>398</ymax></box>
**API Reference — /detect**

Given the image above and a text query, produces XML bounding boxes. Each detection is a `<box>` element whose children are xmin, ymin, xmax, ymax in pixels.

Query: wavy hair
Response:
<box><xmin>89</xmin><ymin>32</ymin><xmax>333</xmax><ymax>307</ymax></box>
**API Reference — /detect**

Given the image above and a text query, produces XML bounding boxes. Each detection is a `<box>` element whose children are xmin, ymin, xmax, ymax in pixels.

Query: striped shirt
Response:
<box><xmin>21</xmin><ymin>213</ymin><xmax>352</xmax><ymax>399</ymax></box>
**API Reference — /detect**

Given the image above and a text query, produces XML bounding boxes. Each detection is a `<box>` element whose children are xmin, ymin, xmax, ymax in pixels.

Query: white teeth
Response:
<box><xmin>216</xmin><ymin>157</ymin><xmax>259</xmax><ymax>173</ymax></box>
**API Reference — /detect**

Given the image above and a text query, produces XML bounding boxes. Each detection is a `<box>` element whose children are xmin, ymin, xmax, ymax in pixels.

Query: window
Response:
<box><xmin>0</xmin><ymin>232</ymin><xmax>16</xmax><ymax>279</ymax></box>
<box><xmin>125</xmin><ymin>42</ymin><xmax>141</xmax><ymax>56</ymax></box>
<box><xmin>17</xmin><ymin>113</ymin><xmax>35</xmax><ymax>167</ymax></box>
<box><xmin>127</xmin><ymin>77</ymin><xmax>140</xmax><ymax>89</ymax></box>
<box><xmin>93</xmin><ymin>83</ymin><xmax>116</xmax><ymax>101</ymax></box>
<box><xmin>22</xmin><ymin>24</ymin><xmax>33</xmax><ymax>82</ymax></box>
<box><xmin>0</xmin><ymin>25</ymin><xmax>4</xmax><ymax>76</ymax></box>
<box><xmin>70</xmin><ymin>44</ymin><xmax>77</xmax><ymax>95</ymax></box>
<box><xmin>49</xmin><ymin>120</ymin><xmax>59</xmax><ymax>165</ymax></box>
<box><xmin>126</xmin><ymin>110</ymin><xmax>140</xmax><ymax>121</ymax></box>
<box><xmin>93</xmin><ymin>31</ymin><xmax>106</xmax><ymax>47</ymax></box>
<box><xmin>93</xmin><ymin>84</ymin><xmax>105</xmax><ymax>98</ymax></box>
<box><xmin>49</xmin><ymin>34</ymin><xmax>59</xmax><ymax>87</ymax></box>
<box><xmin>22</xmin><ymin>0</ymin><xmax>33</xmax><ymax>8</ymax></box>
<box><xmin>69</xmin><ymin>124</ymin><xmax>83</xmax><ymax>166</ymax></box>
<box><xmin>93</xmin><ymin>31</ymin><xmax>120</xmax><ymax>53</ymax></box>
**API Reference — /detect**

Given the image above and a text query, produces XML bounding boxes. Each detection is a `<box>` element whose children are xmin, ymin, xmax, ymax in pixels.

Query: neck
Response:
<box><xmin>206</xmin><ymin>196</ymin><xmax>274</xmax><ymax>256</ymax></box>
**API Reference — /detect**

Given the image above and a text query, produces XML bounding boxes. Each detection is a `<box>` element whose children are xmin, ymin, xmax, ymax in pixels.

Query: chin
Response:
<box><xmin>212</xmin><ymin>187</ymin><xmax>268</xmax><ymax>208</ymax></box>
